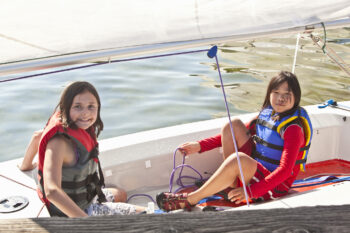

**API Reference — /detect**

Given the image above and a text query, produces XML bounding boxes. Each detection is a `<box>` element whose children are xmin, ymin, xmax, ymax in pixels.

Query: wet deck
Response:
<box><xmin>1</xmin><ymin>205</ymin><xmax>349</xmax><ymax>232</ymax></box>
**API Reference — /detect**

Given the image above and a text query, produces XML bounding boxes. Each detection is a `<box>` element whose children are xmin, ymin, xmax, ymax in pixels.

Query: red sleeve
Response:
<box><xmin>248</xmin><ymin>124</ymin><xmax>304</xmax><ymax>198</ymax></box>
<box><xmin>198</xmin><ymin>134</ymin><xmax>222</xmax><ymax>153</ymax></box>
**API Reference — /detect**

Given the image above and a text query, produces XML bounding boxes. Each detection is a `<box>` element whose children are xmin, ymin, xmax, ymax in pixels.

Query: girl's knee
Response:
<box><xmin>223</xmin><ymin>152</ymin><xmax>246</xmax><ymax>169</ymax></box>
<box><xmin>221</xmin><ymin>121</ymin><xmax>232</xmax><ymax>137</ymax></box>
<box><xmin>221</xmin><ymin>118</ymin><xmax>243</xmax><ymax>133</ymax></box>
<box><xmin>227</xmin><ymin>152</ymin><xmax>254</xmax><ymax>167</ymax></box>
<box><xmin>108</xmin><ymin>188</ymin><xmax>127</xmax><ymax>203</ymax></box>
<box><xmin>227</xmin><ymin>152</ymin><xmax>257</xmax><ymax>178</ymax></box>
<box><xmin>237</xmin><ymin>153</ymin><xmax>257</xmax><ymax>173</ymax></box>
<box><xmin>228</xmin><ymin>151</ymin><xmax>246</xmax><ymax>158</ymax></box>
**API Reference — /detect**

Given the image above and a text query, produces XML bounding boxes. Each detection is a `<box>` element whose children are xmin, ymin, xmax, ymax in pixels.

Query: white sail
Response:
<box><xmin>1</xmin><ymin>0</ymin><xmax>350</xmax><ymax>75</ymax></box>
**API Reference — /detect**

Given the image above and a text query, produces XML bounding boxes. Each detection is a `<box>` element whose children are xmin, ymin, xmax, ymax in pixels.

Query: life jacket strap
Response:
<box><xmin>62</xmin><ymin>171</ymin><xmax>106</xmax><ymax>204</ymax></box>
<box><xmin>86</xmin><ymin>145</ymin><xmax>107</xmax><ymax>203</ymax></box>
<box><xmin>68</xmin><ymin>188</ymin><xmax>98</xmax><ymax>204</ymax></box>
<box><xmin>251</xmin><ymin>150</ymin><xmax>280</xmax><ymax>165</ymax></box>
<box><xmin>256</xmin><ymin>117</ymin><xmax>303</xmax><ymax>134</ymax></box>
<box><xmin>95</xmin><ymin>160</ymin><xmax>107</xmax><ymax>203</ymax></box>
<box><xmin>300</xmin><ymin>144</ymin><xmax>311</xmax><ymax>151</ymax></box>
<box><xmin>252</xmin><ymin>135</ymin><xmax>284</xmax><ymax>151</ymax></box>
<box><xmin>62</xmin><ymin>172</ymin><xmax>98</xmax><ymax>189</ymax></box>
<box><xmin>253</xmin><ymin>135</ymin><xmax>309</xmax><ymax>152</ymax></box>
<box><xmin>255</xmin><ymin>118</ymin><xmax>278</xmax><ymax>131</ymax></box>
<box><xmin>251</xmin><ymin>150</ymin><xmax>306</xmax><ymax>166</ymax></box>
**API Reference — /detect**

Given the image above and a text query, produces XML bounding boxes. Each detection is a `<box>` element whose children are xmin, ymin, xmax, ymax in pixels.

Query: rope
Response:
<box><xmin>36</xmin><ymin>204</ymin><xmax>47</xmax><ymax>218</ymax></box>
<box><xmin>209</xmin><ymin>46</ymin><xmax>250</xmax><ymax>207</ymax></box>
<box><xmin>0</xmin><ymin>173</ymin><xmax>36</xmax><ymax>191</ymax></box>
<box><xmin>126</xmin><ymin>194</ymin><xmax>155</xmax><ymax>204</ymax></box>
<box><xmin>295</xmin><ymin>173</ymin><xmax>350</xmax><ymax>180</ymax></box>
<box><xmin>292</xmin><ymin>33</ymin><xmax>300</xmax><ymax>74</ymax></box>
<box><xmin>125</xmin><ymin>46</ymin><xmax>250</xmax><ymax>207</ymax></box>
<box><xmin>127</xmin><ymin>148</ymin><xmax>205</xmax><ymax>204</ymax></box>
<box><xmin>310</xmin><ymin>34</ymin><xmax>350</xmax><ymax>77</ymax></box>
<box><xmin>0</xmin><ymin>49</ymin><xmax>209</xmax><ymax>83</ymax></box>
<box><xmin>318</xmin><ymin>99</ymin><xmax>350</xmax><ymax>111</ymax></box>
<box><xmin>169</xmin><ymin>148</ymin><xmax>204</xmax><ymax>194</ymax></box>
<box><xmin>292</xmin><ymin>176</ymin><xmax>350</xmax><ymax>188</ymax></box>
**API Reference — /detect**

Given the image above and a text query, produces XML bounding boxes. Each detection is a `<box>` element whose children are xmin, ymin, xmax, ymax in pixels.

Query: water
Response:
<box><xmin>0</xmin><ymin>28</ymin><xmax>349</xmax><ymax>162</ymax></box>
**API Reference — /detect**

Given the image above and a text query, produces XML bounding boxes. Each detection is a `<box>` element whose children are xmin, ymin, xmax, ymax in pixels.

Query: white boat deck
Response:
<box><xmin>0</xmin><ymin>159</ymin><xmax>49</xmax><ymax>219</ymax></box>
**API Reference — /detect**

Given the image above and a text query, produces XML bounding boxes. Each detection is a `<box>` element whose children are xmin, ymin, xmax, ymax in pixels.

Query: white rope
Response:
<box><xmin>292</xmin><ymin>33</ymin><xmax>300</xmax><ymax>74</ymax></box>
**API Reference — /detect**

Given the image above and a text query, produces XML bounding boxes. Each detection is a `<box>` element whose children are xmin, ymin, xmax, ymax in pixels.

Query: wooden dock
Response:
<box><xmin>1</xmin><ymin>205</ymin><xmax>349</xmax><ymax>232</ymax></box>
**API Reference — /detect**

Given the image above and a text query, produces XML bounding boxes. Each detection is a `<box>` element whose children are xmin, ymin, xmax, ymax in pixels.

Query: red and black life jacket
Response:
<box><xmin>37</xmin><ymin>112</ymin><xmax>106</xmax><ymax>216</ymax></box>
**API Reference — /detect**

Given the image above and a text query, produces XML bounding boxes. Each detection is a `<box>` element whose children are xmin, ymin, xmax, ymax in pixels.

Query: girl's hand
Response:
<box><xmin>178</xmin><ymin>142</ymin><xmax>201</xmax><ymax>156</ymax></box>
<box><xmin>18</xmin><ymin>161</ymin><xmax>37</xmax><ymax>171</ymax></box>
<box><xmin>228</xmin><ymin>187</ymin><xmax>246</xmax><ymax>204</ymax></box>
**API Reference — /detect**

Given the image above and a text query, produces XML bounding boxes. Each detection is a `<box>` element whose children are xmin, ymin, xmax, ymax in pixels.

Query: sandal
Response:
<box><xmin>156</xmin><ymin>192</ymin><xmax>193</xmax><ymax>212</ymax></box>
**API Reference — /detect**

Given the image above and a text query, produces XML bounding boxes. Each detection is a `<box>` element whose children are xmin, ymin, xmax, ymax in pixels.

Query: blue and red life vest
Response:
<box><xmin>252</xmin><ymin>106</ymin><xmax>313</xmax><ymax>172</ymax></box>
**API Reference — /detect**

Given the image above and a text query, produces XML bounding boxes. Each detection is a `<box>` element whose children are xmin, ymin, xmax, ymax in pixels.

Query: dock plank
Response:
<box><xmin>0</xmin><ymin>205</ymin><xmax>349</xmax><ymax>232</ymax></box>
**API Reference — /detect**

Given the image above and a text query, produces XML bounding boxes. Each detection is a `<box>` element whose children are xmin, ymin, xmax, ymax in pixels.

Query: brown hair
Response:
<box><xmin>54</xmin><ymin>81</ymin><xmax>103</xmax><ymax>137</ymax></box>
<box><xmin>262</xmin><ymin>71</ymin><xmax>301</xmax><ymax>118</ymax></box>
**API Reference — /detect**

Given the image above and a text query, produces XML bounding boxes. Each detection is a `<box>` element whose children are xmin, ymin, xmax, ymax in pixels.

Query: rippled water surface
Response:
<box><xmin>0</xmin><ymin>28</ymin><xmax>349</xmax><ymax>162</ymax></box>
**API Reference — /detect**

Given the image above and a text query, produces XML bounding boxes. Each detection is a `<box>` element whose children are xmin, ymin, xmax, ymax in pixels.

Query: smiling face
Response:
<box><xmin>69</xmin><ymin>91</ymin><xmax>98</xmax><ymax>130</ymax></box>
<box><xmin>270</xmin><ymin>81</ymin><xmax>295</xmax><ymax>113</ymax></box>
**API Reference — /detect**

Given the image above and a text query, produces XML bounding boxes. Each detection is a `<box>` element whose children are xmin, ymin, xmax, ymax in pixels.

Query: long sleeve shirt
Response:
<box><xmin>198</xmin><ymin>124</ymin><xmax>304</xmax><ymax>199</ymax></box>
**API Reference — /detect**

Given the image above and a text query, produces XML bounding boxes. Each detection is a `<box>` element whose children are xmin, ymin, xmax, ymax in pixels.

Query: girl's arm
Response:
<box><xmin>179</xmin><ymin>134</ymin><xmax>222</xmax><ymax>155</ymax></box>
<box><xmin>43</xmin><ymin>136</ymin><xmax>88</xmax><ymax>217</ymax></box>
<box><xmin>248</xmin><ymin>124</ymin><xmax>304</xmax><ymax>198</ymax></box>
<box><xmin>19</xmin><ymin>130</ymin><xmax>43</xmax><ymax>171</ymax></box>
<box><xmin>198</xmin><ymin>134</ymin><xmax>222</xmax><ymax>153</ymax></box>
<box><xmin>177</xmin><ymin>134</ymin><xmax>222</xmax><ymax>156</ymax></box>
<box><xmin>180</xmin><ymin>116</ymin><xmax>257</xmax><ymax>155</ymax></box>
